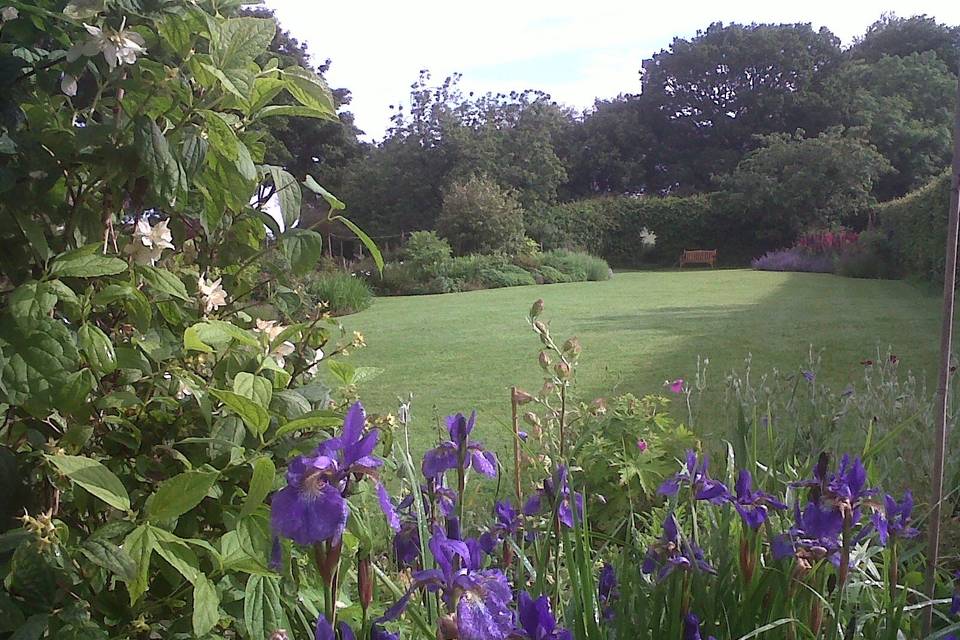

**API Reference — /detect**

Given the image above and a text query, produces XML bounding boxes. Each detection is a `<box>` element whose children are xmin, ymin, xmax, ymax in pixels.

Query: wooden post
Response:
<box><xmin>923</xmin><ymin>70</ymin><xmax>960</xmax><ymax>635</ymax></box>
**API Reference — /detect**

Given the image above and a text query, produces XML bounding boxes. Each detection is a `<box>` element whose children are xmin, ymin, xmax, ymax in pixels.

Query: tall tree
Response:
<box><xmin>639</xmin><ymin>22</ymin><xmax>843</xmax><ymax>193</ymax></box>
<box><xmin>829</xmin><ymin>52</ymin><xmax>955</xmax><ymax>200</ymax></box>
<box><xmin>851</xmin><ymin>14</ymin><xmax>960</xmax><ymax>74</ymax></box>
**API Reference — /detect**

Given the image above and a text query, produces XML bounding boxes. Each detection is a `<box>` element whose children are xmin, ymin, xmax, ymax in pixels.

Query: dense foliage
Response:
<box><xmin>878</xmin><ymin>171</ymin><xmax>953</xmax><ymax>281</ymax></box>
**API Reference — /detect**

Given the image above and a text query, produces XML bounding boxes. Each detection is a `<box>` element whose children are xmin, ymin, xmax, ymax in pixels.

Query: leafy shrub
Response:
<box><xmin>477</xmin><ymin>265</ymin><xmax>537</xmax><ymax>288</ymax></box>
<box><xmin>404</xmin><ymin>230</ymin><xmax>452</xmax><ymax>275</ymax></box>
<box><xmin>751</xmin><ymin>247</ymin><xmax>835</xmax><ymax>272</ymax></box>
<box><xmin>302</xmin><ymin>271</ymin><xmax>374</xmax><ymax>315</ymax></box>
<box><xmin>370</xmin><ymin>262</ymin><xmax>421</xmax><ymax>295</ymax></box>
<box><xmin>878</xmin><ymin>171</ymin><xmax>951</xmax><ymax>280</ymax></box>
<box><xmin>437</xmin><ymin>175</ymin><xmax>526</xmax><ymax>255</ymax></box>
<box><xmin>542</xmin><ymin>249</ymin><xmax>611</xmax><ymax>281</ymax></box>
<box><xmin>535</xmin><ymin>265</ymin><xmax>573</xmax><ymax>284</ymax></box>
<box><xmin>835</xmin><ymin>228</ymin><xmax>899</xmax><ymax>279</ymax></box>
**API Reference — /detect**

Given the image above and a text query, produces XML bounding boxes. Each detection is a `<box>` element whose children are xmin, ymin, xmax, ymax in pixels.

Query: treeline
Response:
<box><xmin>259</xmin><ymin>13</ymin><xmax>958</xmax><ymax>262</ymax></box>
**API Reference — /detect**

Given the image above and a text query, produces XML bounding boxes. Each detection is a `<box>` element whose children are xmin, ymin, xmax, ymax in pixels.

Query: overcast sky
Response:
<box><xmin>263</xmin><ymin>0</ymin><xmax>960</xmax><ymax>140</ymax></box>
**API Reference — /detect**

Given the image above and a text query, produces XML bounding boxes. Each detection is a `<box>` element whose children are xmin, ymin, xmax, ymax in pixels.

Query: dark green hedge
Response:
<box><xmin>878</xmin><ymin>172</ymin><xmax>951</xmax><ymax>281</ymax></box>
<box><xmin>527</xmin><ymin>194</ymin><xmax>761</xmax><ymax>267</ymax></box>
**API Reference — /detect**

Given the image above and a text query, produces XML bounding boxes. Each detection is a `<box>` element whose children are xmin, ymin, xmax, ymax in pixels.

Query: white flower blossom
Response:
<box><xmin>254</xmin><ymin>319</ymin><xmax>295</xmax><ymax>367</ymax></box>
<box><xmin>1</xmin><ymin>6</ymin><xmax>19</xmax><ymax>21</ymax></box>
<box><xmin>306</xmin><ymin>348</ymin><xmax>324</xmax><ymax>377</ymax></box>
<box><xmin>176</xmin><ymin>380</ymin><xmax>194</xmax><ymax>400</ymax></box>
<box><xmin>198</xmin><ymin>274</ymin><xmax>227</xmax><ymax>315</ymax></box>
<box><xmin>125</xmin><ymin>218</ymin><xmax>174</xmax><ymax>265</ymax></box>
<box><xmin>67</xmin><ymin>20</ymin><xmax>146</xmax><ymax>69</ymax></box>
<box><xmin>60</xmin><ymin>73</ymin><xmax>78</xmax><ymax>97</ymax></box>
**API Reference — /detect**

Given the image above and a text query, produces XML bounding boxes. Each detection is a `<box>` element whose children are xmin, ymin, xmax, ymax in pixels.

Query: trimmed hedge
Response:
<box><xmin>528</xmin><ymin>194</ymin><xmax>760</xmax><ymax>267</ymax></box>
<box><xmin>877</xmin><ymin>172</ymin><xmax>951</xmax><ymax>281</ymax></box>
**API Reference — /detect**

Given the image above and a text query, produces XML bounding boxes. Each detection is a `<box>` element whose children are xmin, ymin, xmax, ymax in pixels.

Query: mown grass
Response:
<box><xmin>339</xmin><ymin>270</ymin><xmax>947</xmax><ymax>454</ymax></box>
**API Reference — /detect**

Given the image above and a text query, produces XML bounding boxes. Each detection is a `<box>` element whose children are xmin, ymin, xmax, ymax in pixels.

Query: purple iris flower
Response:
<box><xmin>380</xmin><ymin>529</ymin><xmax>515</xmax><ymax>640</ymax></box>
<box><xmin>422</xmin><ymin>411</ymin><xmax>498</xmax><ymax>479</ymax></box>
<box><xmin>314</xmin><ymin>616</ymin><xmax>355</xmax><ymax>640</ymax></box>
<box><xmin>796</xmin><ymin>454</ymin><xmax>873</xmax><ymax>512</ymax></box>
<box><xmin>516</xmin><ymin>591</ymin><xmax>572</xmax><ymax>640</ymax></box>
<box><xmin>479</xmin><ymin>500</ymin><xmax>521</xmax><ymax>553</ymax></box>
<box><xmin>370</xmin><ymin>626</ymin><xmax>399</xmax><ymax>640</ymax></box>
<box><xmin>870</xmin><ymin>491</ymin><xmax>919</xmax><ymax>545</ymax></box>
<box><xmin>733</xmin><ymin>470</ymin><xmax>787</xmax><ymax>530</ymax></box>
<box><xmin>802</xmin><ymin>370</ymin><xmax>815</xmax><ymax>383</ymax></box>
<box><xmin>658</xmin><ymin>450</ymin><xmax>730</xmax><ymax>504</ymax></box>
<box><xmin>951</xmin><ymin>571</ymin><xmax>959</xmax><ymax>616</ymax></box>
<box><xmin>598</xmin><ymin>563</ymin><xmax>618</xmax><ymax>620</ymax></box>
<box><xmin>524</xmin><ymin>466</ymin><xmax>583</xmax><ymax>528</ymax></box>
<box><xmin>270</xmin><ymin>403</ymin><xmax>399</xmax><ymax>547</ymax></box>
<box><xmin>641</xmin><ymin>513</ymin><xmax>715</xmax><ymax>580</ymax></box>
<box><xmin>783</xmin><ymin>501</ymin><xmax>845</xmax><ymax>565</ymax></box>
<box><xmin>683</xmin><ymin>613</ymin><xmax>717</xmax><ymax>640</ymax></box>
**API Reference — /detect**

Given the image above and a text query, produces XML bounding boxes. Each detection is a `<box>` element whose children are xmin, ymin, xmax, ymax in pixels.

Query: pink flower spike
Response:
<box><xmin>636</xmin><ymin>438</ymin><xmax>648</xmax><ymax>453</ymax></box>
<box><xmin>667</xmin><ymin>379</ymin><xmax>684</xmax><ymax>394</ymax></box>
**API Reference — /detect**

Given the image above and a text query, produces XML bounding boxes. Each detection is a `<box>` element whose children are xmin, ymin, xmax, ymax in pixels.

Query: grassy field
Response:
<box><xmin>339</xmin><ymin>270</ymin><xmax>945</xmax><ymax>453</ymax></box>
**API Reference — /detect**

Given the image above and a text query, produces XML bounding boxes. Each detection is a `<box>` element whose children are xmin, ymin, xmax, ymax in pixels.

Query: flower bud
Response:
<box><xmin>540</xmin><ymin>381</ymin><xmax>556</xmax><ymax>397</ymax></box>
<box><xmin>591</xmin><ymin>397</ymin><xmax>607</xmax><ymax>415</ymax></box>
<box><xmin>554</xmin><ymin>361</ymin><xmax>571</xmax><ymax>379</ymax></box>
<box><xmin>438</xmin><ymin>614</ymin><xmax>459</xmax><ymax>640</ymax></box>
<box><xmin>533</xmin><ymin>320</ymin><xmax>548</xmax><ymax>336</ymax></box>
<box><xmin>538</xmin><ymin>351</ymin><xmax>552</xmax><ymax>370</ymax></box>
<box><xmin>562</xmin><ymin>337</ymin><xmax>581</xmax><ymax>356</ymax></box>
<box><xmin>530</xmin><ymin>298</ymin><xmax>544</xmax><ymax>318</ymax></box>
<box><xmin>358</xmin><ymin>556</ymin><xmax>373</xmax><ymax>610</ymax></box>
<box><xmin>523</xmin><ymin>411</ymin><xmax>541</xmax><ymax>427</ymax></box>
<box><xmin>512</xmin><ymin>389</ymin><xmax>535</xmax><ymax>405</ymax></box>
<box><xmin>269</xmin><ymin>631</ymin><xmax>289</xmax><ymax>640</ymax></box>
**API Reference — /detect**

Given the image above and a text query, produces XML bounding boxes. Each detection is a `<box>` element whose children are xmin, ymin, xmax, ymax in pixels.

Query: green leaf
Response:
<box><xmin>152</xmin><ymin>527</ymin><xmax>201</xmax><ymax>583</ymax></box>
<box><xmin>50</xmin><ymin>247</ymin><xmax>127</xmax><ymax>278</ymax></box>
<box><xmin>327</xmin><ymin>359</ymin><xmax>355</xmax><ymax>385</ymax></box>
<box><xmin>136</xmin><ymin>265</ymin><xmax>189</xmax><ymax>300</ymax></box>
<box><xmin>48</xmin><ymin>455</ymin><xmax>130</xmax><ymax>511</ymax></box>
<box><xmin>192</xmin><ymin>574</ymin><xmax>220</xmax><ymax>637</ymax></box>
<box><xmin>211</xmin><ymin>17</ymin><xmax>276</xmax><ymax>69</ymax></box>
<box><xmin>63</xmin><ymin>0</ymin><xmax>105</xmax><ymax>20</ymax></box>
<box><xmin>134</xmin><ymin>117</ymin><xmax>186</xmax><ymax>207</ymax></box>
<box><xmin>211</xmin><ymin>389</ymin><xmax>270</xmax><ymax>436</ymax></box>
<box><xmin>281</xmin><ymin>67</ymin><xmax>336</xmax><ymax>118</ymax></box>
<box><xmin>303</xmin><ymin>175</ymin><xmax>345</xmax><ymax>210</ymax></box>
<box><xmin>248</xmin><ymin>77</ymin><xmax>287</xmax><ymax>114</ymax></box>
<box><xmin>253</xmin><ymin>104</ymin><xmax>338</xmax><ymax>121</ymax></box>
<box><xmin>243</xmin><ymin>575</ymin><xmax>288</xmax><ymax>640</ymax></box>
<box><xmin>180</xmin><ymin>133</ymin><xmax>208</xmax><ymax>180</ymax></box>
<box><xmin>147</xmin><ymin>470</ymin><xmax>219</xmax><ymax>521</ymax></box>
<box><xmin>200</xmin><ymin>110</ymin><xmax>239</xmax><ymax>161</ymax></box>
<box><xmin>265</xmin><ymin>165</ymin><xmax>301</xmax><ymax>228</ymax></box>
<box><xmin>54</xmin><ymin>368</ymin><xmax>97</xmax><ymax>414</ymax></box>
<box><xmin>123</xmin><ymin>525</ymin><xmax>155</xmax><ymax>604</ymax></box>
<box><xmin>233</xmin><ymin>372</ymin><xmax>272</xmax><ymax>408</ymax></box>
<box><xmin>12</xmin><ymin>211</ymin><xmax>52</xmax><ymax>263</ymax></box>
<box><xmin>334</xmin><ymin>215</ymin><xmax>384</xmax><ymax>273</ymax></box>
<box><xmin>78</xmin><ymin>324</ymin><xmax>117</xmax><ymax>374</ymax></box>
<box><xmin>240</xmin><ymin>457</ymin><xmax>275</xmax><ymax>518</ymax></box>
<box><xmin>184</xmin><ymin>320</ymin><xmax>259</xmax><ymax>353</ymax></box>
<box><xmin>272</xmin><ymin>414</ymin><xmax>340</xmax><ymax>441</ymax></box>
<box><xmin>8</xmin><ymin>282</ymin><xmax>57</xmax><ymax>329</ymax></box>
<box><xmin>1</xmin><ymin>318</ymin><xmax>79</xmax><ymax>414</ymax></box>
<box><xmin>9</xmin><ymin>614</ymin><xmax>48</xmax><ymax>640</ymax></box>
<box><xmin>280</xmin><ymin>229</ymin><xmax>324</xmax><ymax>275</ymax></box>
<box><xmin>80</xmin><ymin>538</ymin><xmax>137</xmax><ymax>582</ymax></box>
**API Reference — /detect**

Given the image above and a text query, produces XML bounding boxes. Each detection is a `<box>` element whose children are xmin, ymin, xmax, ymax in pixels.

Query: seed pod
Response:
<box><xmin>530</xmin><ymin>298</ymin><xmax>544</xmax><ymax>318</ymax></box>
<box><xmin>513</xmin><ymin>389</ymin><xmax>535</xmax><ymax>405</ymax></box>
<box><xmin>562</xmin><ymin>337</ymin><xmax>581</xmax><ymax>356</ymax></box>
<box><xmin>523</xmin><ymin>411</ymin><xmax>541</xmax><ymax>427</ymax></box>
<box><xmin>358</xmin><ymin>556</ymin><xmax>373</xmax><ymax>610</ymax></box>
<box><xmin>554</xmin><ymin>361</ymin><xmax>571</xmax><ymax>379</ymax></box>
<box><xmin>540</xmin><ymin>381</ymin><xmax>556</xmax><ymax>397</ymax></box>
<box><xmin>538</xmin><ymin>351</ymin><xmax>552</xmax><ymax>370</ymax></box>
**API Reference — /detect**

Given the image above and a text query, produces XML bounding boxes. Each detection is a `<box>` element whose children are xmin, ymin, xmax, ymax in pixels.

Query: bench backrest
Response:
<box><xmin>681</xmin><ymin>250</ymin><xmax>717</xmax><ymax>260</ymax></box>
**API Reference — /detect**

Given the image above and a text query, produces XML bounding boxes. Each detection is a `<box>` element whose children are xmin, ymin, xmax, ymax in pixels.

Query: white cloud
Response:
<box><xmin>265</xmin><ymin>0</ymin><xmax>960</xmax><ymax>140</ymax></box>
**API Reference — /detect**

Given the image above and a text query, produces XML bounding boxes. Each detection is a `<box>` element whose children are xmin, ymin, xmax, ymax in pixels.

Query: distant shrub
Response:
<box><xmin>478</xmin><ymin>265</ymin><xmax>537</xmax><ymax>288</ymax></box>
<box><xmin>878</xmin><ymin>171</ymin><xmax>950</xmax><ymax>280</ymax></box>
<box><xmin>796</xmin><ymin>229</ymin><xmax>860</xmax><ymax>255</ymax></box>
<box><xmin>371</xmin><ymin>262</ymin><xmax>420</xmax><ymax>295</ymax></box>
<box><xmin>405</xmin><ymin>230</ymin><xmax>452</xmax><ymax>275</ymax></box>
<box><xmin>835</xmin><ymin>228</ymin><xmax>899</xmax><ymax>279</ymax></box>
<box><xmin>535</xmin><ymin>265</ymin><xmax>573</xmax><ymax>284</ymax></box>
<box><xmin>751</xmin><ymin>248</ymin><xmax>835</xmax><ymax>273</ymax></box>
<box><xmin>542</xmin><ymin>249</ymin><xmax>611</xmax><ymax>281</ymax></box>
<box><xmin>303</xmin><ymin>271</ymin><xmax>374</xmax><ymax>315</ymax></box>
<box><xmin>438</xmin><ymin>175</ymin><xmax>526</xmax><ymax>255</ymax></box>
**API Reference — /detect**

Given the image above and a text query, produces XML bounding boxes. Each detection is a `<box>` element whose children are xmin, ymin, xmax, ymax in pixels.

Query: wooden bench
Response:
<box><xmin>679</xmin><ymin>249</ymin><xmax>717</xmax><ymax>268</ymax></box>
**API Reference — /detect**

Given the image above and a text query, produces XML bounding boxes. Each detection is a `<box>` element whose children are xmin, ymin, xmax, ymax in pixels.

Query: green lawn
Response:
<box><xmin>340</xmin><ymin>270</ymin><xmax>944</xmax><ymax>452</ymax></box>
